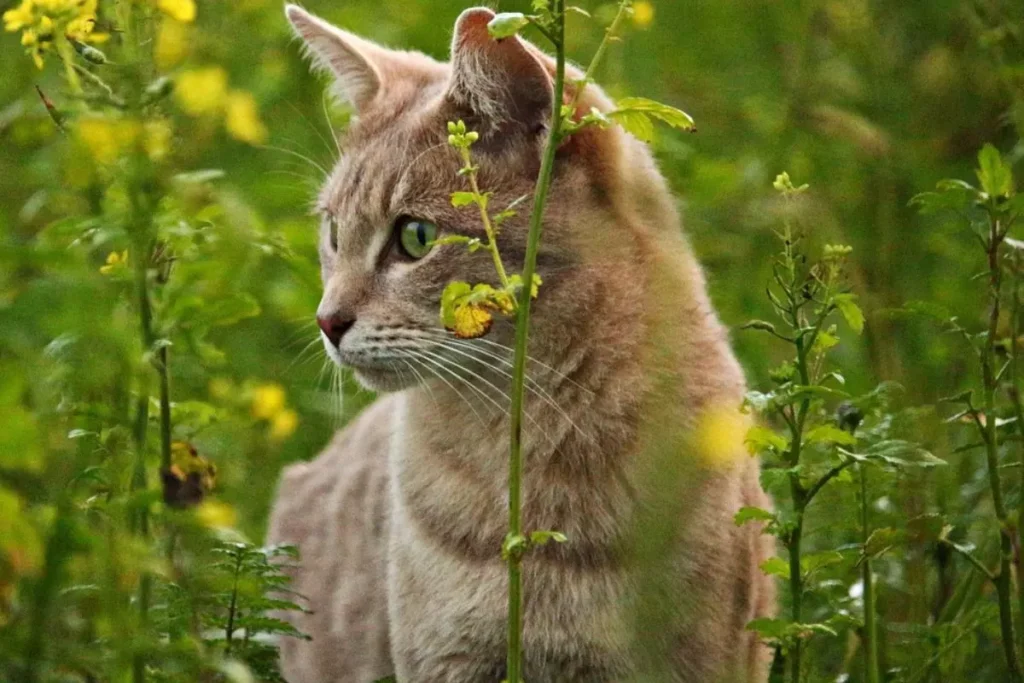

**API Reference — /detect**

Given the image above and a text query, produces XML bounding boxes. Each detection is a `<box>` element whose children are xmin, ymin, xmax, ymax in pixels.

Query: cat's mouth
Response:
<box><xmin>324</xmin><ymin>340</ymin><xmax>428</xmax><ymax>393</ymax></box>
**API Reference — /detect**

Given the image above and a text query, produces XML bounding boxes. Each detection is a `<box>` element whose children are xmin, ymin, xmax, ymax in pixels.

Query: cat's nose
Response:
<box><xmin>317</xmin><ymin>314</ymin><xmax>355</xmax><ymax>348</ymax></box>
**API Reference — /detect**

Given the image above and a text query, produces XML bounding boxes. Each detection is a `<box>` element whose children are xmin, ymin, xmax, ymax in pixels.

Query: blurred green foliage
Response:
<box><xmin>0</xmin><ymin>0</ymin><xmax>1022</xmax><ymax>681</ymax></box>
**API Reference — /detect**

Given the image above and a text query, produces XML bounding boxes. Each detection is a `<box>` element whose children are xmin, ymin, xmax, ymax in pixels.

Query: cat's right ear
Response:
<box><xmin>284</xmin><ymin>4</ymin><xmax>387</xmax><ymax>112</ymax></box>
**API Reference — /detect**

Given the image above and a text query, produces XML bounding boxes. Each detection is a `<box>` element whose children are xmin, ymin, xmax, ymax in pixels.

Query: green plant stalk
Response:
<box><xmin>225</xmin><ymin>549</ymin><xmax>244</xmax><ymax>655</ymax></box>
<box><xmin>460</xmin><ymin>147</ymin><xmax>510</xmax><ymax>290</ymax></box>
<box><xmin>130</xmin><ymin>237</ymin><xmax>153</xmax><ymax>683</ymax></box>
<box><xmin>1009</xmin><ymin>257</ymin><xmax>1024</xmax><ymax>665</ymax></box>
<box><xmin>860</xmin><ymin>466</ymin><xmax>880</xmax><ymax>683</ymax></box>
<box><xmin>570</xmin><ymin>0</ymin><xmax>631</xmax><ymax>108</ymax></box>
<box><xmin>22</xmin><ymin>502</ymin><xmax>74</xmax><ymax>683</ymax></box>
<box><xmin>979</xmin><ymin>214</ymin><xmax>1021</xmax><ymax>681</ymax></box>
<box><xmin>506</xmin><ymin>2</ymin><xmax>566</xmax><ymax>679</ymax></box>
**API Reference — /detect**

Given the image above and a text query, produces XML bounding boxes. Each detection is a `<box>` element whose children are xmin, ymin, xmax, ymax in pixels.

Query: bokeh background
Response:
<box><xmin>1</xmin><ymin>0</ymin><xmax>1022</xmax><ymax>681</ymax></box>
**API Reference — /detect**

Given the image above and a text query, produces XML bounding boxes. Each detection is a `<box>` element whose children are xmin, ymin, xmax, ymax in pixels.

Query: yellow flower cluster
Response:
<box><xmin>3</xmin><ymin>0</ymin><xmax>105</xmax><ymax>68</ymax></box>
<box><xmin>174</xmin><ymin>67</ymin><xmax>269</xmax><ymax>145</ymax></box>
<box><xmin>251</xmin><ymin>383</ymin><xmax>299</xmax><ymax>441</ymax></box>
<box><xmin>76</xmin><ymin>117</ymin><xmax>173</xmax><ymax>165</ymax></box>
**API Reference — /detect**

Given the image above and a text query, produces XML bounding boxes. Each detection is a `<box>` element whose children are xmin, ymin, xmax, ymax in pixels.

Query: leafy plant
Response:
<box><xmin>742</xmin><ymin>173</ymin><xmax>943</xmax><ymax>683</ymax></box>
<box><xmin>911</xmin><ymin>143</ymin><xmax>1024</xmax><ymax>681</ymax></box>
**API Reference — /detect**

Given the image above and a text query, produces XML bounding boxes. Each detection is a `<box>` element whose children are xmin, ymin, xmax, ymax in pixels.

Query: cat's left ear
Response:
<box><xmin>445</xmin><ymin>8</ymin><xmax>553</xmax><ymax>136</ymax></box>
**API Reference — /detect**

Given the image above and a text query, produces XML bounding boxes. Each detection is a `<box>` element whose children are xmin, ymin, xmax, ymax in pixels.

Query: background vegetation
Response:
<box><xmin>0</xmin><ymin>0</ymin><xmax>1022</xmax><ymax>681</ymax></box>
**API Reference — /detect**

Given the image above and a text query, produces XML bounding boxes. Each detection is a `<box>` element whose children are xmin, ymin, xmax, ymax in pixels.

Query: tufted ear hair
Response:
<box><xmin>445</xmin><ymin>8</ymin><xmax>553</xmax><ymax>137</ymax></box>
<box><xmin>285</xmin><ymin>4</ymin><xmax>394</xmax><ymax>112</ymax></box>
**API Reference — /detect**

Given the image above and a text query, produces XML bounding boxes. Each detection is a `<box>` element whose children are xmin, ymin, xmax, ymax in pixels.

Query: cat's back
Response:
<box><xmin>266</xmin><ymin>394</ymin><xmax>398</xmax><ymax>683</ymax></box>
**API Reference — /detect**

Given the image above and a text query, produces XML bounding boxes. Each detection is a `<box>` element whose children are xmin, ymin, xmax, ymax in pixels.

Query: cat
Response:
<box><xmin>266</xmin><ymin>5</ymin><xmax>776</xmax><ymax>682</ymax></box>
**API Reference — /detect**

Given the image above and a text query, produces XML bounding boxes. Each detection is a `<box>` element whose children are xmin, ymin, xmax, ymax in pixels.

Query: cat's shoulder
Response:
<box><xmin>269</xmin><ymin>393</ymin><xmax>400</xmax><ymax>531</ymax></box>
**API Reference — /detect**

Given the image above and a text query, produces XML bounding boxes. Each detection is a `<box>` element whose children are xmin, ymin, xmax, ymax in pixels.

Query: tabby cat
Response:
<box><xmin>267</xmin><ymin>5</ymin><xmax>775</xmax><ymax>682</ymax></box>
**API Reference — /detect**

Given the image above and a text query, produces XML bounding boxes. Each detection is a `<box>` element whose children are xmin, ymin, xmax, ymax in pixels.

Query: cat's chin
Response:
<box><xmin>350</xmin><ymin>366</ymin><xmax>414</xmax><ymax>393</ymax></box>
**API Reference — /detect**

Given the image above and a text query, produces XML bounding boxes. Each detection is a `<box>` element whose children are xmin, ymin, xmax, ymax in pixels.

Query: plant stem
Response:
<box><xmin>1010</xmin><ymin>256</ymin><xmax>1024</xmax><ymax>666</ymax></box>
<box><xmin>860</xmin><ymin>466</ymin><xmax>880</xmax><ymax>683</ymax></box>
<box><xmin>461</xmin><ymin>148</ymin><xmax>511</xmax><ymax>290</ymax></box>
<box><xmin>570</xmin><ymin>0</ymin><xmax>631</xmax><ymax>108</ymax></box>
<box><xmin>979</xmin><ymin>215</ymin><xmax>1021</xmax><ymax>681</ymax></box>
<box><xmin>506</xmin><ymin>2</ymin><xmax>566</xmax><ymax>680</ymax></box>
<box><xmin>787</xmin><ymin>511</ymin><xmax>804</xmax><ymax>683</ymax></box>
<box><xmin>225</xmin><ymin>550</ymin><xmax>244</xmax><ymax>655</ymax></box>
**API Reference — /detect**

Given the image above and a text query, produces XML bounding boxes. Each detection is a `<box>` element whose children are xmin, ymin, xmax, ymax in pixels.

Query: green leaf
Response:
<box><xmin>431</xmin><ymin>235</ymin><xmax>473</xmax><ymax>247</ymax></box>
<box><xmin>834</xmin><ymin>293</ymin><xmax>864</xmax><ymax>334</ymax></box>
<box><xmin>608</xmin><ymin>108</ymin><xmax>655</xmax><ymax>142</ymax></box>
<box><xmin>734</xmin><ymin>506</ymin><xmax>777</xmax><ymax>527</ymax></box>
<box><xmin>440</xmin><ymin>281</ymin><xmax>472</xmax><ymax>329</ymax></box>
<box><xmin>977</xmin><ymin>143</ymin><xmax>1013</xmax><ymax>198</ymax></box>
<box><xmin>801</xmin><ymin>550</ymin><xmax>843</xmax><ymax>576</ymax></box>
<box><xmin>860</xmin><ymin>527</ymin><xmax>902</xmax><ymax>564</ymax></box>
<box><xmin>759</xmin><ymin>557</ymin><xmax>790</xmax><ymax>579</ymax></box>
<box><xmin>565</xmin><ymin>6</ymin><xmax>592</xmax><ymax>18</ymax></box>
<box><xmin>746</xmin><ymin>617</ymin><xmax>791</xmax><ymax>641</ymax></box>
<box><xmin>529</xmin><ymin>530</ymin><xmax>568</xmax><ymax>546</ymax></box>
<box><xmin>741</xmin><ymin>320</ymin><xmax>778</xmax><ymax>334</ymax></box>
<box><xmin>450</xmin><ymin>191</ymin><xmax>478</xmax><ymax>208</ymax></box>
<box><xmin>487</xmin><ymin>12</ymin><xmax>531</xmax><ymax>39</ymax></box>
<box><xmin>805</xmin><ymin>425</ymin><xmax>857</xmax><ymax>447</ymax></box>
<box><xmin>745</xmin><ymin>426</ymin><xmax>788</xmax><ymax>455</ymax></box>
<box><xmin>614</xmin><ymin>97</ymin><xmax>696</xmax><ymax>132</ymax></box>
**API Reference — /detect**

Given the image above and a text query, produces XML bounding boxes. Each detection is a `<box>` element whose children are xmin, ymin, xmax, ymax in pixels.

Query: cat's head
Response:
<box><xmin>287</xmin><ymin>5</ymin><xmax>663</xmax><ymax>391</ymax></box>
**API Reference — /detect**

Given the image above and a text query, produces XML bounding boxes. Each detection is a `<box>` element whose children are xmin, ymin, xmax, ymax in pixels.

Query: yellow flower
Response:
<box><xmin>452</xmin><ymin>303</ymin><xmax>493</xmax><ymax>339</ymax></box>
<box><xmin>693</xmin><ymin>404</ymin><xmax>749</xmax><ymax>468</ymax></box>
<box><xmin>251</xmin><ymin>383</ymin><xmax>286</xmax><ymax>420</ymax></box>
<box><xmin>99</xmin><ymin>250</ymin><xmax>128</xmax><ymax>275</ymax></box>
<box><xmin>144</xmin><ymin>119</ymin><xmax>173</xmax><ymax>161</ymax></box>
<box><xmin>270</xmin><ymin>409</ymin><xmax>299</xmax><ymax>442</ymax></box>
<box><xmin>5</xmin><ymin>0</ymin><xmax>103</xmax><ymax>67</ymax></box>
<box><xmin>174</xmin><ymin>67</ymin><xmax>229</xmax><ymax>117</ymax></box>
<box><xmin>157</xmin><ymin>0</ymin><xmax>196</xmax><ymax>23</ymax></box>
<box><xmin>155</xmin><ymin>17</ymin><xmax>189</xmax><ymax>69</ymax></box>
<box><xmin>2</xmin><ymin>1</ymin><xmax>35</xmax><ymax>32</ymax></box>
<box><xmin>195</xmin><ymin>501</ymin><xmax>236</xmax><ymax>529</ymax></box>
<box><xmin>77</xmin><ymin>117</ymin><xmax>135</xmax><ymax>164</ymax></box>
<box><xmin>225</xmin><ymin>90</ymin><xmax>269</xmax><ymax>145</ymax></box>
<box><xmin>632</xmin><ymin>0</ymin><xmax>654</xmax><ymax>28</ymax></box>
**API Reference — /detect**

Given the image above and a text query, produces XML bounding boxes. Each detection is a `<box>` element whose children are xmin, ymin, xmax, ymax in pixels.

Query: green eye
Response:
<box><xmin>397</xmin><ymin>216</ymin><xmax>437</xmax><ymax>259</ymax></box>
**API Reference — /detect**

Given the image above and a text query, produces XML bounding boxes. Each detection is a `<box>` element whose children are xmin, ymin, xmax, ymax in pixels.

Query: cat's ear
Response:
<box><xmin>285</xmin><ymin>4</ymin><xmax>390</xmax><ymax>111</ymax></box>
<box><xmin>446</xmin><ymin>8</ymin><xmax>553</xmax><ymax>134</ymax></box>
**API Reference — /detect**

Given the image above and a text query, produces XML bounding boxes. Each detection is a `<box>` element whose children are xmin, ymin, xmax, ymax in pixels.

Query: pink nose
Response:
<box><xmin>317</xmin><ymin>315</ymin><xmax>354</xmax><ymax>347</ymax></box>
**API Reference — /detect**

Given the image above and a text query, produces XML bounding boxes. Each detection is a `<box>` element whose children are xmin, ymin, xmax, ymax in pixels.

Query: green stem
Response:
<box><xmin>787</xmin><ymin>511</ymin><xmax>804</xmax><ymax>683</ymax></box>
<box><xmin>570</xmin><ymin>0</ymin><xmax>631</xmax><ymax>107</ymax></box>
<box><xmin>506</xmin><ymin>2</ymin><xmax>566</xmax><ymax>680</ymax></box>
<box><xmin>860</xmin><ymin>466</ymin><xmax>880</xmax><ymax>683</ymax></box>
<box><xmin>461</xmin><ymin>148</ymin><xmax>511</xmax><ymax>290</ymax></box>
<box><xmin>1011</xmin><ymin>263</ymin><xmax>1024</xmax><ymax>668</ymax></box>
<box><xmin>979</xmin><ymin>215</ymin><xmax>1021</xmax><ymax>682</ymax></box>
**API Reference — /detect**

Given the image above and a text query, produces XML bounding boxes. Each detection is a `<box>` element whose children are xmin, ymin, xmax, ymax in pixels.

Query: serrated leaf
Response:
<box><xmin>745</xmin><ymin>426</ymin><xmax>788</xmax><ymax>455</ymax></box>
<box><xmin>734</xmin><ymin>506</ymin><xmax>776</xmax><ymax>526</ymax></box>
<box><xmin>760</xmin><ymin>557</ymin><xmax>790</xmax><ymax>579</ymax></box>
<box><xmin>805</xmin><ymin>425</ymin><xmax>857</xmax><ymax>446</ymax></box>
<box><xmin>608</xmin><ymin>109</ymin><xmax>654</xmax><ymax>142</ymax></box>
<box><xmin>614</xmin><ymin>97</ymin><xmax>696</xmax><ymax>132</ymax></box>
<box><xmin>802</xmin><ymin>550</ymin><xmax>844</xmax><ymax>576</ymax></box>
